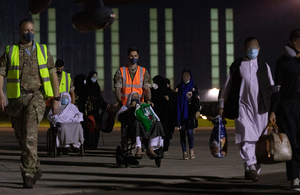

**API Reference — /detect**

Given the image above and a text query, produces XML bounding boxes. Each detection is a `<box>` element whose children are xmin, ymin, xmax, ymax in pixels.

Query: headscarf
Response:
<box><xmin>74</xmin><ymin>74</ymin><xmax>88</xmax><ymax>97</ymax></box>
<box><xmin>47</xmin><ymin>92</ymin><xmax>84</xmax><ymax>126</ymax></box>
<box><xmin>177</xmin><ymin>70</ymin><xmax>194</xmax><ymax>122</ymax></box>
<box><xmin>87</xmin><ymin>71</ymin><xmax>101</xmax><ymax>98</ymax></box>
<box><xmin>116</xmin><ymin>92</ymin><xmax>139</xmax><ymax>121</ymax></box>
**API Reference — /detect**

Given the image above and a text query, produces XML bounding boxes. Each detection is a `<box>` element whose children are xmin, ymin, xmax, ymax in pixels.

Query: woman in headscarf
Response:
<box><xmin>175</xmin><ymin>70</ymin><xmax>200</xmax><ymax>160</ymax></box>
<box><xmin>116</xmin><ymin>92</ymin><xmax>164</xmax><ymax>159</ymax></box>
<box><xmin>151</xmin><ymin>75</ymin><xmax>175</xmax><ymax>154</ymax></box>
<box><xmin>85</xmin><ymin>71</ymin><xmax>110</xmax><ymax>149</ymax></box>
<box><xmin>47</xmin><ymin>92</ymin><xmax>84</xmax><ymax>153</ymax></box>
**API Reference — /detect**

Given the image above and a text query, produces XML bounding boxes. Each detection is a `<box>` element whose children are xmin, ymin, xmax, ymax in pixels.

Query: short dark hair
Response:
<box><xmin>289</xmin><ymin>29</ymin><xmax>300</xmax><ymax>41</ymax></box>
<box><xmin>244</xmin><ymin>37</ymin><xmax>259</xmax><ymax>47</ymax></box>
<box><xmin>19</xmin><ymin>19</ymin><xmax>34</xmax><ymax>28</ymax></box>
<box><xmin>127</xmin><ymin>46</ymin><xmax>139</xmax><ymax>56</ymax></box>
<box><xmin>55</xmin><ymin>59</ymin><xmax>64</xmax><ymax>67</ymax></box>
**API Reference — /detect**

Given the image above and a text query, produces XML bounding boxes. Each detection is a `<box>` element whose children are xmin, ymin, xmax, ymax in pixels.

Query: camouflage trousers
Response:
<box><xmin>7</xmin><ymin>90</ymin><xmax>46</xmax><ymax>178</ymax></box>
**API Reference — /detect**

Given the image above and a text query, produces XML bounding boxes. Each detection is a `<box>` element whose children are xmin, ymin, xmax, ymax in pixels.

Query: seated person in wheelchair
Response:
<box><xmin>47</xmin><ymin>92</ymin><xmax>84</xmax><ymax>153</ymax></box>
<box><xmin>116</xmin><ymin>92</ymin><xmax>164</xmax><ymax>159</ymax></box>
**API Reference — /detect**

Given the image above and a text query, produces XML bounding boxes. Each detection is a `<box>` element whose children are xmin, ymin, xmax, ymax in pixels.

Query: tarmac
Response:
<box><xmin>0</xmin><ymin>126</ymin><xmax>298</xmax><ymax>195</ymax></box>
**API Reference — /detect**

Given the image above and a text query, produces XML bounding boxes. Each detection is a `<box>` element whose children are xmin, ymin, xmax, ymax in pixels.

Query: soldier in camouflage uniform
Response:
<box><xmin>0</xmin><ymin>19</ymin><xmax>60</xmax><ymax>188</ymax></box>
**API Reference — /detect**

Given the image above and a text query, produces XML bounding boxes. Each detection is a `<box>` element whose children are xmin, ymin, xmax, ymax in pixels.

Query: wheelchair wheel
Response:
<box><xmin>155</xmin><ymin>158</ymin><xmax>161</xmax><ymax>168</ymax></box>
<box><xmin>46</xmin><ymin>129</ymin><xmax>51</xmax><ymax>156</ymax></box>
<box><xmin>80</xmin><ymin>144</ymin><xmax>84</xmax><ymax>157</ymax></box>
<box><xmin>52</xmin><ymin>146</ymin><xmax>57</xmax><ymax>158</ymax></box>
<box><xmin>116</xmin><ymin>146</ymin><xmax>122</xmax><ymax>166</ymax></box>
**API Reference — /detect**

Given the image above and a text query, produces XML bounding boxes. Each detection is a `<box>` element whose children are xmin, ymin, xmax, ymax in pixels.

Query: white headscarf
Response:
<box><xmin>116</xmin><ymin>92</ymin><xmax>139</xmax><ymax>121</ymax></box>
<box><xmin>47</xmin><ymin>92</ymin><xmax>84</xmax><ymax>127</ymax></box>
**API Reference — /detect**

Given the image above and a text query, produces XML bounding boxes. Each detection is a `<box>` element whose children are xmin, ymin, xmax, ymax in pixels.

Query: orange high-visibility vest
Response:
<box><xmin>119</xmin><ymin>65</ymin><xmax>146</xmax><ymax>105</ymax></box>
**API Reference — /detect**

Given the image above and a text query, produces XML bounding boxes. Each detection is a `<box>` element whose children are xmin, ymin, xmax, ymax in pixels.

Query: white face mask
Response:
<box><xmin>153</xmin><ymin>83</ymin><xmax>158</xmax><ymax>90</ymax></box>
<box><xmin>84</xmin><ymin>80</ymin><xmax>87</xmax><ymax>85</ymax></box>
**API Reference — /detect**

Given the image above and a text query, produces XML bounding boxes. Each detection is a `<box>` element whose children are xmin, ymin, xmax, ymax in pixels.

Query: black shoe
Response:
<box><xmin>291</xmin><ymin>178</ymin><xmax>300</xmax><ymax>191</ymax></box>
<box><xmin>23</xmin><ymin>176</ymin><xmax>34</xmax><ymax>188</ymax></box>
<box><xmin>32</xmin><ymin>169</ymin><xmax>43</xmax><ymax>184</ymax></box>
<box><xmin>245</xmin><ymin>170</ymin><xmax>259</xmax><ymax>182</ymax></box>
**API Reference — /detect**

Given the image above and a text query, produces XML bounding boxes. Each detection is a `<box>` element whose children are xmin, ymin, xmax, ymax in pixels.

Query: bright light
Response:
<box><xmin>206</xmin><ymin>88</ymin><xmax>220</xmax><ymax>102</ymax></box>
<box><xmin>200</xmin><ymin>114</ymin><xmax>207</xmax><ymax>120</ymax></box>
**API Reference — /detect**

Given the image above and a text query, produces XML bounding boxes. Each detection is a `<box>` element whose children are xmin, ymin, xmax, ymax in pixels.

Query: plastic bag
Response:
<box><xmin>134</xmin><ymin>103</ymin><xmax>157</xmax><ymax>132</ymax></box>
<box><xmin>209</xmin><ymin>115</ymin><xmax>228</xmax><ymax>158</ymax></box>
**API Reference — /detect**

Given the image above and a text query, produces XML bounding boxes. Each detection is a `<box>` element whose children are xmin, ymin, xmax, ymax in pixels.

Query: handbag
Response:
<box><xmin>256</xmin><ymin>122</ymin><xmax>292</xmax><ymax>164</ymax></box>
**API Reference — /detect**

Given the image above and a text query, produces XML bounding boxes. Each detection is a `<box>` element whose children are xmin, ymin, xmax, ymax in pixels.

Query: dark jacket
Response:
<box><xmin>224</xmin><ymin>58</ymin><xmax>271</xmax><ymax>119</ymax></box>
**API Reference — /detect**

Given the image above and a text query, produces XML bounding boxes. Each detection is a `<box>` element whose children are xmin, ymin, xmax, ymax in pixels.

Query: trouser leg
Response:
<box><xmin>239</xmin><ymin>141</ymin><xmax>261</xmax><ymax>173</ymax></box>
<box><xmin>187</xmin><ymin>129</ymin><xmax>194</xmax><ymax>149</ymax></box>
<box><xmin>286</xmin><ymin>148</ymin><xmax>300</xmax><ymax>181</ymax></box>
<box><xmin>11</xmin><ymin>92</ymin><xmax>45</xmax><ymax>178</ymax></box>
<box><xmin>180</xmin><ymin>130</ymin><xmax>187</xmax><ymax>152</ymax></box>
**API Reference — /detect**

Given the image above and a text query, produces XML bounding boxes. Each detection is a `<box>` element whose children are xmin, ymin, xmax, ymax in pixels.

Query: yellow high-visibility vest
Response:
<box><xmin>6</xmin><ymin>42</ymin><xmax>54</xmax><ymax>98</ymax></box>
<box><xmin>59</xmin><ymin>71</ymin><xmax>71</xmax><ymax>93</ymax></box>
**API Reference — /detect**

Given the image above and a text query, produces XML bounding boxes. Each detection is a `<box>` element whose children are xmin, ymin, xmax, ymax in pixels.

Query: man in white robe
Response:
<box><xmin>219</xmin><ymin>37</ymin><xmax>274</xmax><ymax>182</ymax></box>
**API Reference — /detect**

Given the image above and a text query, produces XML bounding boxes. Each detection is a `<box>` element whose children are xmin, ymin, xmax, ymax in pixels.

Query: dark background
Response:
<box><xmin>0</xmin><ymin>0</ymin><xmax>300</xmax><ymax>103</ymax></box>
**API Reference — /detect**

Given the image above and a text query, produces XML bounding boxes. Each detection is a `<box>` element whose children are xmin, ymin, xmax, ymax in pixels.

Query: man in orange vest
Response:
<box><xmin>113</xmin><ymin>47</ymin><xmax>152</xmax><ymax>162</ymax></box>
<box><xmin>113</xmin><ymin>46</ymin><xmax>152</xmax><ymax>108</ymax></box>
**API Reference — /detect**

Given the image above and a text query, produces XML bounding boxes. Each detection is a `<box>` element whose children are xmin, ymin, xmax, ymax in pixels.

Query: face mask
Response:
<box><xmin>91</xmin><ymin>77</ymin><xmax>97</xmax><ymax>83</ymax></box>
<box><xmin>153</xmin><ymin>83</ymin><xmax>158</xmax><ymax>90</ymax></box>
<box><xmin>22</xmin><ymin>32</ymin><xmax>34</xmax><ymax>43</ymax></box>
<box><xmin>131</xmin><ymin>99</ymin><xmax>139</xmax><ymax>104</ymax></box>
<box><xmin>247</xmin><ymin>49</ymin><xmax>259</xmax><ymax>60</ymax></box>
<box><xmin>61</xmin><ymin>98</ymin><xmax>69</xmax><ymax>105</ymax></box>
<box><xmin>128</xmin><ymin>58</ymin><xmax>138</xmax><ymax>65</ymax></box>
<box><xmin>56</xmin><ymin>71</ymin><xmax>62</xmax><ymax>76</ymax></box>
<box><xmin>84</xmin><ymin>80</ymin><xmax>87</xmax><ymax>85</ymax></box>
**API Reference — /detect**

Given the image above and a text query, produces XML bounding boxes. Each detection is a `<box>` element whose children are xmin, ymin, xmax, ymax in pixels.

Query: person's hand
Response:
<box><xmin>164</xmin><ymin>95</ymin><xmax>169</xmax><ymax>101</ymax></box>
<box><xmin>113</xmin><ymin>101</ymin><xmax>122</xmax><ymax>109</ymax></box>
<box><xmin>186</xmin><ymin>91</ymin><xmax>193</xmax><ymax>98</ymax></box>
<box><xmin>131</xmin><ymin>101</ymin><xmax>137</xmax><ymax>107</ymax></box>
<box><xmin>218</xmin><ymin>107</ymin><xmax>224</xmax><ymax>117</ymax></box>
<box><xmin>147</xmin><ymin>100</ymin><xmax>154</xmax><ymax>107</ymax></box>
<box><xmin>52</xmin><ymin>100</ymin><xmax>59</xmax><ymax>114</ymax></box>
<box><xmin>0</xmin><ymin>92</ymin><xmax>6</xmax><ymax>112</ymax></box>
<box><xmin>269</xmin><ymin>112</ymin><xmax>276</xmax><ymax>123</ymax></box>
<box><xmin>195</xmin><ymin>111</ymin><xmax>201</xmax><ymax>119</ymax></box>
<box><xmin>175</xmin><ymin>88</ymin><xmax>178</xmax><ymax>93</ymax></box>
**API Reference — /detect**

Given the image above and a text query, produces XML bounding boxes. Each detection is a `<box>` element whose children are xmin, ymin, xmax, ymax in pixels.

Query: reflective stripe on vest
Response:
<box><xmin>119</xmin><ymin>65</ymin><xmax>145</xmax><ymax>105</ymax></box>
<box><xmin>6</xmin><ymin>43</ymin><xmax>54</xmax><ymax>98</ymax></box>
<box><xmin>59</xmin><ymin>71</ymin><xmax>71</xmax><ymax>93</ymax></box>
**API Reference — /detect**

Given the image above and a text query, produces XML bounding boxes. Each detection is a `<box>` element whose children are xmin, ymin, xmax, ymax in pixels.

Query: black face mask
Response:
<box><xmin>131</xmin><ymin>99</ymin><xmax>139</xmax><ymax>104</ymax></box>
<box><xmin>57</xmin><ymin>71</ymin><xmax>62</xmax><ymax>76</ymax></box>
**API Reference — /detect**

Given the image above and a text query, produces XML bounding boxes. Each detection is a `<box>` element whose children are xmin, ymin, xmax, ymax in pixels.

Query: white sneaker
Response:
<box><xmin>291</xmin><ymin>178</ymin><xmax>300</xmax><ymax>191</ymax></box>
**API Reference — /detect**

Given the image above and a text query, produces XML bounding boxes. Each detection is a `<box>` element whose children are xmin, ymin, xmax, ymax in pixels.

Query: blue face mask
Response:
<box><xmin>131</xmin><ymin>99</ymin><xmax>139</xmax><ymax>104</ymax></box>
<box><xmin>22</xmin><ymin>32</ymin><xmax>34</xmax><ymax>43</ymax></box>
<box><xmin>247</xmin><ymin>49</ymin><xmax>259</xmax><ymax>60</ymax></box>
<box><xmin>91</xmin><ymin>77</ymin><xmax>97</xmax><ymax>83</ymax></box>
<box><xmin>61</xmin><ymin>98</ymin><xmax>69</xmax><ymax>105</ymax></box>
<box><xmin>128</xmin><ymin>58</ymin><xmax>138</xmax><ymax>65</ymax></box>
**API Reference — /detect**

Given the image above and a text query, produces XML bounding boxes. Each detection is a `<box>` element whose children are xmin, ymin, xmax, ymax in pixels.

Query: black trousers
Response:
<box><xmin>276</xmin><ymin>100</ymin><xmax>300</xmax><ymax>180</ymax></box>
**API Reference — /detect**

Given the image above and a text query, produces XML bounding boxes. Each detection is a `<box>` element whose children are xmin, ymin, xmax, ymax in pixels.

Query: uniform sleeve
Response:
<box><xmin>0</xmin><ymin>50</ymin><xmax>8</xmax><ymax>77</ymax></box>
<box><xmin>143</xmin><ymin>69</ymin><xmax>151</xmax><ymax>88</ymax></box>
<box><xmin>47</xmin><ymin>49</ymin><xmax>56</xmax><ymax>74</ymax></box>
<box><xmin>114</xmin><ymin>69</ymin><xmax>122</xmax><ymax>88</ymax></box>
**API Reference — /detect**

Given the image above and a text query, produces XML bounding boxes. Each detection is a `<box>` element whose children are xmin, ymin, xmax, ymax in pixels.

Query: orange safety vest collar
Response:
<box><xmin>119</xmin><ymin>65</ymin><xmax>146</xmax><ymax>105</ymax></box>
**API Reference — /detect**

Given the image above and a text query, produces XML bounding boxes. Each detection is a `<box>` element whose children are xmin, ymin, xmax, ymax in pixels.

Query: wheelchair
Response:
<box><xmin>46</xmin><ymin>123</ymin><xmax>84</xmax><ymax>157</ymax></box>
<box><xmin>115</xmin><ymin>124</ymin><xmax>164</xmax><ymax>168</ymax></box>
